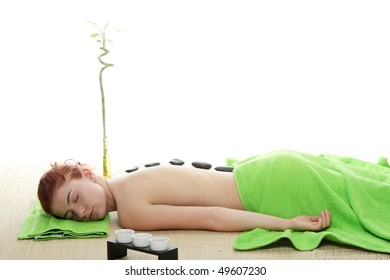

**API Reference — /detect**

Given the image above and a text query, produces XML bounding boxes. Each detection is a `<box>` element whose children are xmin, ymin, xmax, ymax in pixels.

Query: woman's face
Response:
<box><xmin>50</xmin><ymin>176</ymin><xmax>107</xmax><ymax>221</ymax></box>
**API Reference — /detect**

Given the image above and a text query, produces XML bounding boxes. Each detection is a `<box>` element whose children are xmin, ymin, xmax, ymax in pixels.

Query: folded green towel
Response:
<box><xmin>18</xmin><ymin>199</ymin><xmax>109</xmax><ymax>240</ymax></box>
<box><xmin>232</xmin><ymin>150</ymin><xmax>390</xmax><ymax>253</ymax></box>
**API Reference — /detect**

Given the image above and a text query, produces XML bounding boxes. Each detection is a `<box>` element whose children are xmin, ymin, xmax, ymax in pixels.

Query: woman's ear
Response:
<box><xmin>80</xmin><ymin>168</ymin><xmax>97</xmax><ymax>182</ymax></box>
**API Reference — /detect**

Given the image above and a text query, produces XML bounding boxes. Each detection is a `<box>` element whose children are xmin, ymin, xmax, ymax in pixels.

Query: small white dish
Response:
<box><xmin>132</xmin><ymin>232</ymin><xmax>152</xmax><ymax>247</ymax></box>
<box><xmin>149</xmin><ymin>237</ymin><xmax>170</xmax><ymax>251</ymax></box>
<box><xmin>115</xmin><ymin>229</ymin><xmax>135</xmax><ymax>243</ymax></box>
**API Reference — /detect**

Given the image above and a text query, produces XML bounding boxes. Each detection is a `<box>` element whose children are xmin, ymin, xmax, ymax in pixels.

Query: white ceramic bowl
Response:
<box><xmin>132</xmin><ymin>232</ymin><xmax>152</xmax><ymax>247</ymax></box>
<box><xmin>149</xmin><ymin>237</ymin><xmax>170</xmax><ymax>251</ymax></box>
<box><xmin>115</xmin><ymin>229</ymin><xmax>135</xmax><ymax>243</ymax></box>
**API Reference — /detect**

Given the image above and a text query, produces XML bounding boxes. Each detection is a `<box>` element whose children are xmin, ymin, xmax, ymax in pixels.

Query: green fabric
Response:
<box><xmin>18</xmin><ymin>199</ymin><xmax>109</xmax><ymax>240</ymax></box>
<box><xmin>232</xmin><ymin>150</ymin><xmax>390</xmax><ymax>253</ymax></box>
<box><xmin>377</xmin><ymin>156</ymin><xmax>390</xmax><ymax>168</ymax></box>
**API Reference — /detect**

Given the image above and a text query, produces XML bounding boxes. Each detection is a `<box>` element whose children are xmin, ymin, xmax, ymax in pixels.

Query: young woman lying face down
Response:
<box><xmin>37</xmin><ymin>161</ymin><xmax>331</xmax><ymax>232</ymax></box>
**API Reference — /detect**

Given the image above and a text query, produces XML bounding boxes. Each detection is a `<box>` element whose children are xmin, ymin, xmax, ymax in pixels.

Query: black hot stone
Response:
<box><xmin>169</xmin><ymin>159</ymin><xmax>185</xmax><ymax>166</ymax></box>
<box><xmin>192</xmin><ymin>161</ymin><xmax>212</xmax><ymax>170</ymax></box>
<box><xmin>215</xmin><ymin>166</ymin><xmax>234</xmax><ymax>172</ymax></box>
<box><xmin>145</xmin><ymin>162</ymin><xmax>160</xmax><ymax>168</ymax></box>
<box><xmin>125</xmin><ymin>166</ymin><xmax>139</xmax><ymax>173</ymax></box>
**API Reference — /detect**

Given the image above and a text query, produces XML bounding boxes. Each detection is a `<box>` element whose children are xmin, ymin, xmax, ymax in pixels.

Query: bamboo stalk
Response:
<box><xmin>89</xmin><ymin>21</ymin><xmax>117</xmax><ymax>178</ymax></box>
<box><xmin>98</xmin><ymin>45</ymin><xmax>113</xmax><ymax>178</ymax></box>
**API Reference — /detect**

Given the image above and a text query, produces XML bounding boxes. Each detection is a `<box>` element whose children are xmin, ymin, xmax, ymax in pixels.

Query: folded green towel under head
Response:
<box><xmin>18</xmin><ymin>199</ymin><xmax>109</xmax><ymax>240</ymax></box>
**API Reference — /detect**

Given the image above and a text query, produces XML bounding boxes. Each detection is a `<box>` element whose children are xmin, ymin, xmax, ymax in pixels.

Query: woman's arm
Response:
<box><xmin>201</xmin><ymin>207</ymin><xmax>331</xmax><ymax>232</ymax></box>
<box><xmin>121</xmin><ymin>204</ymin><xmax>331</xmax><ymax>232</ymax></box>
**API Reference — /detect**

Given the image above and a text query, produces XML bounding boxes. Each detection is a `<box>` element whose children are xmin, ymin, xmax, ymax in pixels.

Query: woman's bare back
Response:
<box><xmin>109</xmin><ymin>165</ymin><xmax>244</xmax><ymax>229</ymax></box>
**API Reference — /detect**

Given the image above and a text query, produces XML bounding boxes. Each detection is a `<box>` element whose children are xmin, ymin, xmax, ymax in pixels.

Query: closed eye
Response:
<box><xmin>64</xmin><ymin>210</ymin><xmax>74</xmax><ymax>220</ymax></box>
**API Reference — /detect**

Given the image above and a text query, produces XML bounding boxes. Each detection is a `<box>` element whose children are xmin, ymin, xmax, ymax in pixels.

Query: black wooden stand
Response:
<box><xmin>107</xmin><ymin>240</ymin><xmax>178</xmax><ymax>260</ymax></box>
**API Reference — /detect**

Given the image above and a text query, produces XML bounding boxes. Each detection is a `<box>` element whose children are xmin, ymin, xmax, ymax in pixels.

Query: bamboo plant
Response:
<box><xmin>88</xmin><ymin>21</ymin><xmax>120</xmax><ymax>178</ymax></box>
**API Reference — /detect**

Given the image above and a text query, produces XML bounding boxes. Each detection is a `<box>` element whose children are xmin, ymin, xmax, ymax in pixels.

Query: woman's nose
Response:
<box><xmin>74</xmin><ymin>206</ymin><xmax>86</xmax><ymax>219</ymax></box>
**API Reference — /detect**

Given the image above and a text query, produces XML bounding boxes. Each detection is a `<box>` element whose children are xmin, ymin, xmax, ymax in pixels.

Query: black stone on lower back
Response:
<box><xmin>215</xmin><ymin>166</ymin><xmax>234</xmax><ymax>172</ymax></box>
<box><xmin>192</xmin><ymin>162</ymin><xmax>212</xmax><ymax>170</ymax></box>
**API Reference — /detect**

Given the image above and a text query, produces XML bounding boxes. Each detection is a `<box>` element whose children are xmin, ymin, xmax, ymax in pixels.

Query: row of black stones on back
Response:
<box><xmin>125</xmin><ymin>159</ymin><xmax>234</xmax><ymax>173</ymax></box>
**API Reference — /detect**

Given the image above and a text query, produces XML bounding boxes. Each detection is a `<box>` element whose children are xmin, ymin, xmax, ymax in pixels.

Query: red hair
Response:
<box><xmin>37</xmin><ymin>161</ymin><xmax>87</xmax><ymax>215</ymax></box>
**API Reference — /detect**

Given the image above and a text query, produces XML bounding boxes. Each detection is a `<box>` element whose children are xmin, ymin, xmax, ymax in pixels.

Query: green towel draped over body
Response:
<box><xmin>232</xmin><ymin>150</ymin><xmax>390</xmax><ymax>253</ymax></box>
<box><xmin>18</xmin><ymin>199</ymin><xmax>109</xmax><ymax>240</ymax></box>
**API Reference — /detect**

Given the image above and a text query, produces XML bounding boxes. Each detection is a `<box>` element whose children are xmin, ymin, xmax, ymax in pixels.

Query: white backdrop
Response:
<box><xmin>1</xmin><ymin>0</ymin><xmax>389</xmax><ymax>172</ymax></box>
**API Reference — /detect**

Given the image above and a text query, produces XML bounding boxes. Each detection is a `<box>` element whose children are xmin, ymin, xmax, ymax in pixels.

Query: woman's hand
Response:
<box><xmin>289</xmin><ymin>209</ymin><xmax>332</xmax><ymax>231</ymax></box>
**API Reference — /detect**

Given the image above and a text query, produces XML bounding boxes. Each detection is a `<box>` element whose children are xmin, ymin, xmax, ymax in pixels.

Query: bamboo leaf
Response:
<box><xmin>86</xmin><ymin>20</ymin><xmax>97</xmax><ymax>26</ymax></box>
<box><xmin>96</xmin><ymin>40</ymin><xmax>102</xmax><ymax>43</ymax></box>
<box><xmin>104</xmin><ymin>22</ymin><xmax>111</xmax><ymax>31</ymax></box>
<box><xmin>91</xmin><ymin>33</ymin><xmax>100</xmax><ymax>38</ymax></box>
<box><xmin>115</xmin><ymin>28</ymin><xmax>122</xmax><ymax>33</ymax></box>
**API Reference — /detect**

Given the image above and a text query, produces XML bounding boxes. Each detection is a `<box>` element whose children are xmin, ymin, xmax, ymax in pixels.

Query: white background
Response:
<box><xmin>1</xmin><ymin>0</ymin><xmax>389</xmax><ymax>172</ymax></box>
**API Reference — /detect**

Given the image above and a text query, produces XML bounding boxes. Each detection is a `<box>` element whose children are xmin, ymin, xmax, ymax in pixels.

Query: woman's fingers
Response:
<box><xmin>321</xmin><ymin>211</ymin><xmax>326</xmax><ymax>228</ymax></box>
<box><xmin>321</xmin><ymin>209</ymin><xmax>331</xmax><ymax>229</ymax></box>
<box><xmin>324</xmin><ymin>210</ymin><xmax>329</xmax><ymax>228</ymax></box>
<box><xmin>314</xmin><ymin>210</ymin><xmax>331</xmax><ymax>230</ymax></box>
<box><xmin>327</xmin><ymin>209</ymin><xmax>332</xmax><ymax>227</ymax></box>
